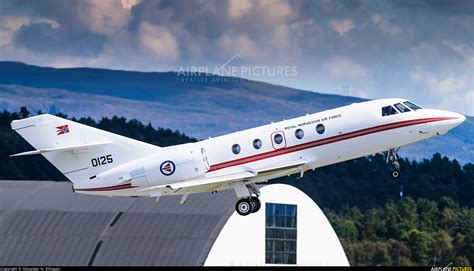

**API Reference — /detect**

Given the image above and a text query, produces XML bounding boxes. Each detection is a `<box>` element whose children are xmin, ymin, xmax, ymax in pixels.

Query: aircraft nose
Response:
<box><xmin>449</xmin><ymin>111</ymin><xmax>466</xmax><ymax>126</ymax></box>
<box><xmin>433</xmin><ymin>111</ymin><xmax>466</xmax><ymax>134</ymax></box>
<box><xmin>458</xmin><ymin>113</ymin><xmax>466</xmax><ymax>124</ymax></box>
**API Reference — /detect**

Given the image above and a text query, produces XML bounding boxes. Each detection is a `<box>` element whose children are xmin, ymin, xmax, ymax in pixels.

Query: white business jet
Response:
<box><xmin>10</xmin><ymin>98</ymin><xmax>465</xmax><ymax>215</ymax></box>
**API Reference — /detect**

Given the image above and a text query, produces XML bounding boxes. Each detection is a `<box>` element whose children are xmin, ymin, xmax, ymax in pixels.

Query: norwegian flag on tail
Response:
<box><xmin>56</xmin><ymin>124</ymin><xmax>69</xmax><ymax>135</ymax></box>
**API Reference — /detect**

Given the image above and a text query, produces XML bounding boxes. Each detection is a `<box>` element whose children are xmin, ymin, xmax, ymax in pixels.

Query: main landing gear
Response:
<box><xmin>236</xmin><ymin>196</ymin><xmax>261</xmax><ymax>216</ymax></box>
<box><xmin>234</xmin><ymin>183</ymin><xmax>261</xmax><ymax>216</ymax></box>
<box><xmin>386</xmin><ymin>148</ymin><xmax>401</xmax><ymax>179</ymax></box>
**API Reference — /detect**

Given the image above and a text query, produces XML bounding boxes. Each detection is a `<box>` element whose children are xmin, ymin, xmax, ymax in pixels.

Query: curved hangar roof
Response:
<box><xmin>0</xmin><ymin>181</ymin><xmax>234</xmax><ymax>266</ymax></box>
<box><xmin>0</xmin><ymin>181</ymin><xmax>348</xmax><ymax>266</ymax></box>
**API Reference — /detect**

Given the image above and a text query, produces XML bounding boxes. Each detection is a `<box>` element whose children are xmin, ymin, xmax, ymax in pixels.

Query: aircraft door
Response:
<box><xmin>271</xmin><ymin>131</ymin><xmax>287</xmax><ymax>149</ymax></box>
<box><xmin>201</xmin><ymin>148</ymin><xmax>210</xmax><ymax>171</ymax></box>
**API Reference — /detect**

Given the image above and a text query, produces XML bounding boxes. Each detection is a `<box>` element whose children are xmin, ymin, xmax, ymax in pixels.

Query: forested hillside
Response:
<box><xmin>326</xmin><ymin>197</ymin><xmax>473</xmax><ymax>266</ymax></box>
<box><xmin>0</xmin><ymin>108</ymin><xmax>472</xmax><ymax>266</ymax></box>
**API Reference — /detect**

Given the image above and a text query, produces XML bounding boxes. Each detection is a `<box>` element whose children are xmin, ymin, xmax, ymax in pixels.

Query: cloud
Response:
<box><xmin>330</xmin><ymin>19</ymin><xmax>354</xmax><ymax>36</ymax></box>
<box><xmin>228</xmin><ymin>0</ymin><xmax>253</xmax><ymax>20</ymax></box>
<box><xmin>0</xmin><ymin>0</ymin><xmax>473</xmax><ymax>114</ymax></box>
<box><xmin>443</xmin><ymin>40</ymin><xmax>474</xmax><ymax>66</ymax></box>
<box><xmin>14</xmin><ymin>22</ymin><xmax>106</xmax><ymax>57</ymax></box>
<box><xmin>138</xmin><ymin>22</ymin><xmax>180</xmax><ymax>60</ymax></box>
<box><xmin>79</xmin><ymin>0</ymin><xmax>135</xmax><ymax>36</ymax></box>
<box><xmin>371</xmin><ymin>14</ymin><xmax>401</xmax><ymax>36</ymax></box>
<box><xmin>121</xmin><ymin>0</ymin><xmax>140</xmax><ymax>10</ymax></box>
<box><xmin>323</xmin><ymin>57</ymin><xmax>369</xmax><ymax>81</ymax></box>
<box><xmin>0</xmin><ymin>16</ymin><xmax>29</xmax><ymax>46</ymax></box>
<box><xmin>0</xmin><ymin>16</ymin><xmax>59</xmax><ymax>46</ymax></box>
<box><xmin>371</xmin><ymin>14</ymin><xmax>382</xmax><ymax>24</ymax></box>
<box><xmin>218</xmin><ymin>32</ymin><xmax>264</xmax><ymax>61</ymax></box>
<box><xmin>257</xmin><ymin>0</ymin><xmax>295</xmax><ymax>22</ymax></box>
<box><xmin>410</xmin><ymin>69</ymin><xmax>470</xmax><ymax>95</ymax></box>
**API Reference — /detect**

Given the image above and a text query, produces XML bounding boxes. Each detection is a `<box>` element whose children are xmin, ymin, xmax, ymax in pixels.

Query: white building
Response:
<box><xmin>205</xmin><ymin>184</ymin><xmax>349</xmax><ymax>266</ymax></box>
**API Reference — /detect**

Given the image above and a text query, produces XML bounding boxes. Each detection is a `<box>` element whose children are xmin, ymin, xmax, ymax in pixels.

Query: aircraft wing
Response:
<box><xmin>139</xmin><ymin>168</ymin><xmax>257</xmax><ymax>194</ymax></box>
<box><xmin>254</xmin><ymin>160</ymin><xmax>307</xmax><ymax>176</ymax></box>
<box><xmin>139</xmin><ymin>159</ymin><xmax>307</xmax><ymax>195</ymax></box>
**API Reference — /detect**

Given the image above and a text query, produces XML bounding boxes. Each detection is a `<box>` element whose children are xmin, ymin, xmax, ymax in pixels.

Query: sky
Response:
<box><xmin>0</xmin><ymin>0</ymin><xmax>473</xmax><ymax>115</ymax></box>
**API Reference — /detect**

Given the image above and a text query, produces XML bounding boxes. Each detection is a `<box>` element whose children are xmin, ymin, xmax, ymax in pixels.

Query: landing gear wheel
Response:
<box><xmin>250</xmin><ymin>197</ymin><xmax>261</xmax><ymax>213</ymax></box>
<box><xmin>391</xmin><ymin>169</ymin><xmax>400</xmax><ymax>179</ymax></box>
<box><xmin>386</xmin><ymin>148</ymin><xmax>401</xmax><ymax>179</ymax></box>
<box><xmin>236</xmin><ymin>198</ymin><xmax>252</xmax><ymax>216</ymax></box>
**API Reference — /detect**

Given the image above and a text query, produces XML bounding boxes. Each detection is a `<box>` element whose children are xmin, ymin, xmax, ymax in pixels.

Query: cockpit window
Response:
<box><xmin>394</xmin><ymin>103</ymin><xmax>411</xmax><ymax>113</ymax></box>
<box><xmin>403</xmin><ymin>101</ymin><xmax>422</xmax><ymax>111</ymax></box>
<box><xmin>382</xmin><ymin>105</ymin><xmax>398</xmax><ymax>116</ymax></box>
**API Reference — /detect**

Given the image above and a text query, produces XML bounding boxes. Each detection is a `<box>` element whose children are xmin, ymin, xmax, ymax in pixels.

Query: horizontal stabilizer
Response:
<box><xmin>10</xmin><ymin>141</ymin><xmax>112</xmax><ymax>157</ymax></box>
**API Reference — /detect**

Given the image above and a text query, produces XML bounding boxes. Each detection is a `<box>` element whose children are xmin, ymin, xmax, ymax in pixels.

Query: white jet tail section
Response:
<box><xmin>11</xmin><ymin>114</ymin><xmax>161</xmax><ymax>187</ymax></box>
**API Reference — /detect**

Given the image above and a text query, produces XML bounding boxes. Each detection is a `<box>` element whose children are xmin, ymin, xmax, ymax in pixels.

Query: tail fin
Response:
<box><xmin>11</xmin><ymin>114</ymin><xmax>161</xmax><ymax>186</ymax></box>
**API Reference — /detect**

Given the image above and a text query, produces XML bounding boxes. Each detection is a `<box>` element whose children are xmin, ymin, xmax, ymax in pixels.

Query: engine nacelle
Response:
<box><xmin>95</xmin><ymin>147</ymin><xmax>210</xmax><ymax>187</ymax></box>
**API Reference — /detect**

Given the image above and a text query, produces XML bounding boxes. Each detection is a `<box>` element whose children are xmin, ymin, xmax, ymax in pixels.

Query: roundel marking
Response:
<box><xmin>160</xmin><ymin>160</ymin><xmax>176</xmax><ymax>176</ymax></box>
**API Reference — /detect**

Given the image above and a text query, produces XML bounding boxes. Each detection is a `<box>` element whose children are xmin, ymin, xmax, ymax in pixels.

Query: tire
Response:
<box><xmin>391</xmin><ymin>169</ymin><xmax>400</xmax><ymax>179</ymax></box>
<box><xmin>235</xmin><ymin>198</ymin><xmax>252</xmax><ymax>216</ymax></box>
<box><xmin>250</xmin><ymin>197</ymin><xmax>261</xmax><ymax>213</ymax></box>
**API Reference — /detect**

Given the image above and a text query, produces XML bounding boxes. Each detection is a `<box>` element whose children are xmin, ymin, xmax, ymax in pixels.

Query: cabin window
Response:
<box><xmin>231</xmin><ymin>144</ymin><xmax>241</xmax><ymax>154</ymax></box>
<box><xmin>253</xmin><ymin>139</ymin><xmax>262</xmax><ymax>149</ymax></box>
<box><xmin>382</xmin><ymin>105</ymin><xmax>398</xmax><ymax>116</ymax></box>
<box><xmin>295</xmin><ymin>129</ymin><xmax>304</xmax><ymax>139</ymax></box>
<box><xmin>403</xmin><ymin>101</ymin><xmax>422</xmax><ymax>111</ymax></box>
<box><xmin>274</xmin><ymin>134</ymin><xmax>284</xmax><ymax>145</ymax></box>
<box><xmin>316</xmin><ymin>124</ymin><xmax>325</xmax><ymax>135</ymax></box>
<box><xmin>394</xmin><ymin>103</ymin><xmax>411</xmax><ymax>113</ymax></box>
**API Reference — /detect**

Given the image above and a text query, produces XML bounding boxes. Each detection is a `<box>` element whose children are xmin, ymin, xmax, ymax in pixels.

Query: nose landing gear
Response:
<box><xmin>387</xmin><ymin>148</ymin><xmax>401</xmax><ymax>179</ymax></box>
<box><xmin>391</xmin><ymin>168</ymin><xmax>400</xmax><ymax>179</ymax></box>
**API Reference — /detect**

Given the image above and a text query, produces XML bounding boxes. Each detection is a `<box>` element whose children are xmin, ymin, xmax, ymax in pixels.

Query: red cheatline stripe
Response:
<box><xmin>208</xmin><ymin>117</ymin><xmax>457</xmax><ymax>172</ymax></box>
<box><xmin>74</xmin><ymin>182</ymin><xmax>138</xmax><ymax>192</ymax></box>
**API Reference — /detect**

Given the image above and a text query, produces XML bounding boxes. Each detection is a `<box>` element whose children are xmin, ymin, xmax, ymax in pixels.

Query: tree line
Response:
<box><xmin>325</xmin><ymin>197</ymin><xmax>473</xmax><ymax>266</ymax></box>
<box><xmin>0</xmin><ymin>107</ymin><xmax>472</xmax><ymax>266</ymax></box>
<box><xmin>275</xmin><ymin>152</ymin><xmax>473</xmax><ymax>211</ymax></box>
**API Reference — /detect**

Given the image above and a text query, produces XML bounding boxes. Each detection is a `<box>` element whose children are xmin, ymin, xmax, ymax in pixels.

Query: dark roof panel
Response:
<box><xmin>0</xmin><ymin>181</ymin><xmax>236</xmax><ymax>266</ymax></box>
